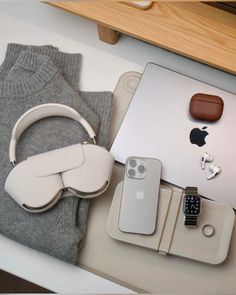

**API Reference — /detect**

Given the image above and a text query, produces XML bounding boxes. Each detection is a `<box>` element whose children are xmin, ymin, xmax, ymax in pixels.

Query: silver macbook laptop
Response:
<box><xmin>111</xmin><ymin>63</ymin><xmax>236</xmax><ymax>208</ymax></box>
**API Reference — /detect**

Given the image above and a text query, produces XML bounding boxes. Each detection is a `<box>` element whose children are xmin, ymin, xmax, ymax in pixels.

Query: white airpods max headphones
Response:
<box><xmin>4</xmin><ymin>103</ymin><xmax>114</xmax><ymax>213</ymax></box>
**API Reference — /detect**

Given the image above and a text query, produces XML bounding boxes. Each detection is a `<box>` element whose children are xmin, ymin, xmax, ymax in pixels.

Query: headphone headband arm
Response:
<box><xmin>9</xmin><ymin>103</ymin><xmax>96</xmax><ymax>165</ymax></box>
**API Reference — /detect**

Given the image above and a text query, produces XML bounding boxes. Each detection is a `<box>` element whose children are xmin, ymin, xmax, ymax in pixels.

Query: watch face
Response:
<box><xmin>183</xmin><ymin>195</ymin><xmax>201</xmax><ymax>215</ymax></box>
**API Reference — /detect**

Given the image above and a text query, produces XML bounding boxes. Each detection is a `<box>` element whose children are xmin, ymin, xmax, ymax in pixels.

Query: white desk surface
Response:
<box><xmin>0</xmin><ymin>1</ymin><xmax>235</xmax><ymax>293</ymax></box>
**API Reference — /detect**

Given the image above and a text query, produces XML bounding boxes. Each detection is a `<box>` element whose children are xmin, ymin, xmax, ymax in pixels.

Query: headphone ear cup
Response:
<box><xmin>5</xmin><ymin>160</ymin><xmax>64</xmax><ymax>212</ymax></box>
<box><xmin>62</xmin><ymin>144</ymin><xmax>114</xmax><ymax>198</ymax></box>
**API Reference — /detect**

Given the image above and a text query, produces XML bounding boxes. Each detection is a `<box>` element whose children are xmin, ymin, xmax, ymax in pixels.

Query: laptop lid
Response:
<box><xmin>111</xmin><ymin>63</ymin><xmax>236</xmax><ymax>208</ymax></box>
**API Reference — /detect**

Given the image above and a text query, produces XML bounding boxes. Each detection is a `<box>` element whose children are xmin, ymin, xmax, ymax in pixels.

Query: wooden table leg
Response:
<box><xmin>97</xmin><ymin>24</ymin><xmax>119</xmax><ymax>44</ymax></box>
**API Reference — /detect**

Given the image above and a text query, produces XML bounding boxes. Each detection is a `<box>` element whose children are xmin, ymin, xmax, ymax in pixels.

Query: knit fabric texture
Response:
<box><xmin>1</xmin><ymin>43</ymin><xmax>112</xmax><ymax>147</ymax></box>
<box><xmin>0</xmin><ymin>44</ymin><xmax>113</xmax><ymax>263</ymax></box>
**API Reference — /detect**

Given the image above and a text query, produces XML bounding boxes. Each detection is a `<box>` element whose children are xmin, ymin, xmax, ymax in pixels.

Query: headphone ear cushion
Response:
<box><xmin>5</xmin><ymin>160</ymin><xmax>64</xmax><ymax>212</ymax></box>
<box><xmin>62</xmin><ymin>144</ymin><xmax>114</xmax><ymax>198</ymax></box>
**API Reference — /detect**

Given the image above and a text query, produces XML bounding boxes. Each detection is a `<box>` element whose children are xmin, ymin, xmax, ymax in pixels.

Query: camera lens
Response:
<box><xmin>138</xmin><ymin>164</ymin><xmax>145</xmax><ymax>173</ymax></box>
<box><xmin>129</xmin><ymin>159</ymin><xmax>137</xmax><ymax>168</ymax></box>
<box><xmin>128</xmin><ymin>168</ymin><xmax>136</xmax><ymax>177</ymax></box>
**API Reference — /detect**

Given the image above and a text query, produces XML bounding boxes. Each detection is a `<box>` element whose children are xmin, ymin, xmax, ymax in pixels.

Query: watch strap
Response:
<box><xmin>184</xmin><ymin>215</ymin><xmax>197</xmax><ymax>227</ymax></box>
<box><xmin>185</xmin><ymin>186</ymin><xmax>198</xmax><ymax>195</ymax></box>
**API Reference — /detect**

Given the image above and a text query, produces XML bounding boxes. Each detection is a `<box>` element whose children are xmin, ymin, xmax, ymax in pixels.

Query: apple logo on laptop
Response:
<box><xmin>136</xmin><ymin>190</ymin><xmax>144</xmax><ymax>200</ymax></box>
<box><xmin>190</xmin><ymin>126</ymin><xmax>209</xmax><ymax>147</ymax></box>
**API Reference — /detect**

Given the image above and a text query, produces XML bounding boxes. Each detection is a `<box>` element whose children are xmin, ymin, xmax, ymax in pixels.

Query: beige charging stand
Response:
<box><xmin>107</xmin><ymin>181</ymin><xmax>235</xmax><ymax>265</ymax></box>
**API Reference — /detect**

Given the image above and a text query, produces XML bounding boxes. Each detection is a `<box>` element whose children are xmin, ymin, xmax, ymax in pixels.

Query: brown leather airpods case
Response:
<box><xmin>189</xmin><ymin>93</ymin><xmax>224</xmax><ymax>122</ymax></box>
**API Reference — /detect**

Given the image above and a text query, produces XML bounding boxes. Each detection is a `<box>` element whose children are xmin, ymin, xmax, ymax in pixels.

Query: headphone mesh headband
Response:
<box><xmin>9</xmin><ymin>103</ymin><xmax>96</xmax><ymax>164</ymax></box>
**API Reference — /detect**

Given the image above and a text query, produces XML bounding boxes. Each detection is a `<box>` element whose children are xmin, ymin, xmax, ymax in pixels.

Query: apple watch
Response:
<box><xmin>183</xmin><ymin>187</ymin><xmax>201</xmax><ymax>227</ymax></box>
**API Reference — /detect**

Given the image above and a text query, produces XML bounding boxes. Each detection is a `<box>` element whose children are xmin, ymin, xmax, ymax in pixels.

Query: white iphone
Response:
<box><xmin>119</xmin><ymin>156</ymin><xmax>162</xmax><ymax>235</ymax></box>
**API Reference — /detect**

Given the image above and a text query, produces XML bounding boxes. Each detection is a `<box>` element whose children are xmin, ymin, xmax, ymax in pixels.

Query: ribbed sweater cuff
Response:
<box><xmin>0</xmin><ymin>43</ymin><xmax>57</xmax><ymax>81</ymax></box>
<box><xmin>0</xmin><ymin>43</ymin><xmax>82</xmax><ymax>88</ymax></box>
<box><xmin>0</xmin><ymin>51</ymin><xmax>58</xmax><ymax>98</ymax></box>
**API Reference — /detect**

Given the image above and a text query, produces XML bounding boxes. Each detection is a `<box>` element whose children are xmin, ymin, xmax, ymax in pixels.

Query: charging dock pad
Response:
<box><xmin>107</xmin><ymin>181</ymin><xmax>235</xmax><ymax>264</ymax></box>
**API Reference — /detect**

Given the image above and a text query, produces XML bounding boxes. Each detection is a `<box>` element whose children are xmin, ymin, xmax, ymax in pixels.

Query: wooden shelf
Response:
<box><xmin>47</xmin><ymin>1</ymin><xmax>236</xmax><ymax>74</ymax></box>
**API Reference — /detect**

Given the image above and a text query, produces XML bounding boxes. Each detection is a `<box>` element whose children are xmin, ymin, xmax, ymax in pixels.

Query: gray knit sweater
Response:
<box><xmin>1</xmin><ymin>43</ymin><xmax>112</xmax><ymax>147</ymax></box>
<box><xmin>0</xmin><ymin>45</ymin><xmax>113</xmax><ymax>263</ymax></box>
